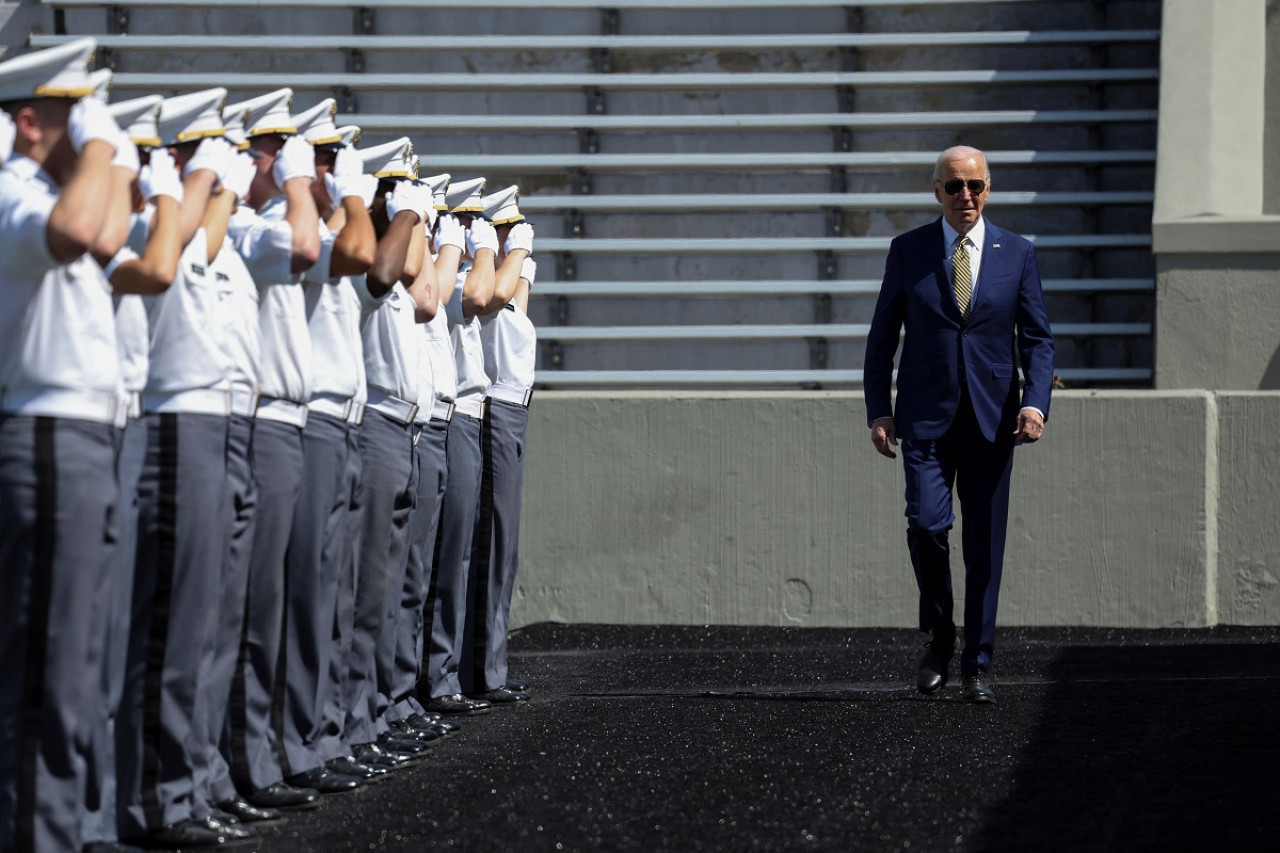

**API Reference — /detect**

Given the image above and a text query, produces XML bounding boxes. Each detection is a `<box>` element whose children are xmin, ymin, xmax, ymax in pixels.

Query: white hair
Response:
<box><xmin>933</xmin><ymin>145</ymin><xmax>990</xmax><ymax>182</ymax></box>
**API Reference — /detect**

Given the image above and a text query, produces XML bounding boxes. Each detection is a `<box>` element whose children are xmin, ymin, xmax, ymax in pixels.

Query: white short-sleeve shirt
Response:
<box><xmin>445</xmin><ymin>265</ymin><xmax>491</xmax><ymax>409</ymax></box>
<box><xmin>354</xmin><ymin>276</ymin><xmax>422</xmax><ymax>405</ymax></box>
<box><xmin>0</xmin><ymin>156</ymin><xmax>121</xmax><ymax>408</ymax></box>
<box><xmin>479</xmin><ymin>302</ymin><xmax>536</xmax><ymax>392</ymax></box>
<box><xmin>303</xmin><ymin>223</ymin><xmax>364</xmax><ymax>401</ymax></box>
<box><xmin>229</xmin><ymin>199</ymin><xmax>310</xmax><ymax>403</ymax></box>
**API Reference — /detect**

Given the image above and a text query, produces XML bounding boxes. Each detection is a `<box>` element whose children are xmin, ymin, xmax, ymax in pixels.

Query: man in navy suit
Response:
<box><xmin>863</xmin><ymin>145</ymin><xmax>1055</xmax><ymax>704</ymax></box>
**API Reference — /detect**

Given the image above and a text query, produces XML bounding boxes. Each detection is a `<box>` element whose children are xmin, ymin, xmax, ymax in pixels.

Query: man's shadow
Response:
<box><xmin>969</xmin><ymin>641</ymin><xmax>1280</xmax><ymax>852</ymax></box>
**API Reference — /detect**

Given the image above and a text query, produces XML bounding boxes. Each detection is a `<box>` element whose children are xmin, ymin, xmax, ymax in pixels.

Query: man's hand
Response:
<box><xmin>1013</xmin><ymin>408</ymin><xmax>1045</xmax><ymax>443</ymax></box>
<box><xmin>870</xmin><ymin>416</ymin><xmax>898</xmax><ymax>459</ymax></box>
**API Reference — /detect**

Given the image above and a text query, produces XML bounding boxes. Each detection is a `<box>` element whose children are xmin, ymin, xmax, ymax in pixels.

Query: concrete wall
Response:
<box><xmin>1154</xmin><ymin>0</ymin><xmax>1280</xmax><ymax>390</ymax></box>
<box><xmin>511</xmin><ymin>391</ymin><xmax>1279</xmax><ymax>629</ymax></box>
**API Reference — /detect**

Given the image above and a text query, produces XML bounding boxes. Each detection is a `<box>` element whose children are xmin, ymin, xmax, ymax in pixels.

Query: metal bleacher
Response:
<box><xmin>38</xmin><ymin>0</ymin><xmax>1162</xmax><ymax>389</ymax></box>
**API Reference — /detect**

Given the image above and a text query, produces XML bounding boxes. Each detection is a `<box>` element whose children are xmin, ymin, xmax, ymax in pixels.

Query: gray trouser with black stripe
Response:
<box><xmin>119</xmin><ymin>412</ymin><xmax>228</xmax><ymax>838</ymax></box>
<box><xmin>228</xmin><ymin>419</ymin><xmax>303</xmax><ymax>794</ymax></box>
<box><xmin>387</xmin><ymin>417</ymin><xmax>449</xmax><ymax>720</ymax></box>
<box><xmin>314</xmin><ymin>423</ymin><xmax>363</xmax><ymax>763</ymax></box>
<box><xmin>199</xmin><ymin>413</ymin><xmax>256</xmax><ymax>806</ymax></box>
<box><xmin>0</xmin><ymin>415</ymin><xmax>117</xmax><ymax>853</ymax></box>
<box><xmin>278</xmin><ymin>412</ymin><xmax>351</xmax><ymax>776</ymax></box>
<box><xmin>425</xmin><ymin>413</ymin><xmax>483</xmax><ymax>699</ymax></box>
<box><xmin>83</xmin><ymin>415</ymin><xmax>146</xmax><ymax>845</ymax></box>
<box><xmin>344</xmin><ymin>411</ymin><xmax>416</xmax><ymax>746</ymax></box>
<box><xmin>461</xmin><ymin>398</ymin><xmax>530</xmax><ymax>694</ymax></box>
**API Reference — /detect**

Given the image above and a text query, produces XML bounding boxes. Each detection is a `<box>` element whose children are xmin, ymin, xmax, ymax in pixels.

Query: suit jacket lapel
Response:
<box><xmin>969</xmin><ymin>220</ymin><xmax>1000</xmax><ymax>318</ymax></box>
<box><xmin>926</xmin><ymin>219</ymin><xmax>956</xmax><ymax>316</ymax></box>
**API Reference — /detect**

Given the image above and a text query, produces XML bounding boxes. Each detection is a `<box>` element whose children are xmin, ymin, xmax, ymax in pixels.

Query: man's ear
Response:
<box><xmin>11</xmin><ymin>104</ymin><xmax>43</xmax><ymax>145</ymax></box>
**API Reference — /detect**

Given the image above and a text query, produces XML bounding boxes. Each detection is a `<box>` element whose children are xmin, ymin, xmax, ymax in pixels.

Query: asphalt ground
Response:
<box><xmin>247</xmin><ymin>624</ymin><xmax>1280</xmax><ymax>853</ymax></box>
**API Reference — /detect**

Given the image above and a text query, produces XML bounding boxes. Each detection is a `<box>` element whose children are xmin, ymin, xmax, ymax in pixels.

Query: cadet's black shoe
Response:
<box><xmin>405</xmin><ymin>712</ymin><xmax>456</xmax><ymax>737</ymax></box>
<box><xmin>469</xmin><ymin>686</ymin><xmax>530</xmax><ymax>704</ymax></box>
<box><xmin>244</xmin><ymin>782</ymin><xmax>320</xmax><ymax>811</ymax></box>
<box><xmin>506</xmin><ymin>678</ymin><xmax>530</xmax><ymax>692</ymax></box>
<box><xmin>377</xmin><ymin>731</ymin><xmax>432</xmax><ymax>755</ymax></box>
<box><xmin>327</xmin><ymin>755</ymin><xmax>392</xmax><ymax>782</ymax></box>
<box><xmin>133</xmin><ymin>816</ymin><xmax>256</xmax><ymax>848</ymax></box>
<box><xmin>215</xmin><ymin>797</ymin><xmax>284</xmax><ymax>824</ymax></box>
<box><xmin>917</xmin><ymin>642</ymin><xmax>954</xmax><ymax>694</ymax></box>
<box><xmin>286</xmin><ymin>767</ymin><xmax>362</xmax><ymax>794</ymax></box>
<box><xmin>389</xmin><ymin>717</ymin><xmax>443</xmax><ymax>742</ymax></box>
<box><xmin>354</xmin><ymin>741</ymin><xmax>417</xmax><ymax>767</ymax></box>
<box><xmin>962</xmin><ymin>674</ymin><xmax>997</xmax><ymax>704</ymax></box>
<box><xmin>424</xmin><ymin>693</ymin><xmax>492</xmax><ymax>715</ymax></box>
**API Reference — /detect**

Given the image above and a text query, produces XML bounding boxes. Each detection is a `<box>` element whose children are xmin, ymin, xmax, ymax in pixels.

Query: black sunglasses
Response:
<box><xmin>938</xmin><ymin>178</ymin><xmax>987</xmax><ymax>195</ymax></box>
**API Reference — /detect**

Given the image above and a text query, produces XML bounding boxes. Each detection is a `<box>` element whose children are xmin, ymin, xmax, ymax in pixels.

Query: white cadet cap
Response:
<box><xmin>358</xmin><ymin>137</ymin><xmax>415</xmax><ymax>179</ymax></box>
<box><xmin>157</xmin><ymin>88</ymin><xmax>227</xmax><ymax>146</ymax></box>
<box><xmin>446</xmin><ymin>177</ymin><xmax>486</xmax><ymax>216</ymax></box>
<box><xmin>336</xmin><ymin>125</ymin><xmax>361</xmax><ymax>147</ymax></box>
<box><xmin>109</xmin><ymin>94</ymin><xmax>163</xmax><ymax>148</ymax></box>
<box><xmin>293</xmin><ymin>97</ymin><xmax>341</xmax><ymax>147</ymax></box>
<box><xmin>221</xmin><ymin>99</ymin><xmax>250</xmax><ymax>150</ymax></box>
<box><xmin>420</xmin><ymin>173</ymin><xmax>450</xmax><ymax>212</ymax></box>
<box><xmin>0</xmin><ymin>37</ymin><xmax>97</xmax><ymax>103</ymax></box>
<box><xmin>482</xmin><ymin>184</ymin><xmax>523</xmax><ymax>226</ymax></box>
<box><xmin>89</xmin><ymin>67</ymin><xmax>112</xmax><ymax>101</ymax></box>
<box><xmin>240</xmin><ymin>88</ymin><xmax>296</xmax><ymax>138</ymax></box>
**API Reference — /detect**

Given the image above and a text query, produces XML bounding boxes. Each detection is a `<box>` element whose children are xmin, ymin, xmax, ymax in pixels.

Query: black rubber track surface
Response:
<box><xmin>245</xmin><ymin>625</ymin><xmax>1280</xmax><ymax>852</ymax></box>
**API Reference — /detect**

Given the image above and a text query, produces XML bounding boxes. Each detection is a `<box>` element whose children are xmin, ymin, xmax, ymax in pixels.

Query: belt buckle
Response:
<box><xmin>522</xmin><ymin>388</ymin><xmax>533</xmax><ymax>407</ymax></box>
<box><xmin>444</xmin><ymin>401</ymin><xmax>455</xmax><ymax>422</ymax></box>
<box><xmin>405</xmin><ymin>403</ymin><xmax>420</xmax><ymax>425</ymax></box>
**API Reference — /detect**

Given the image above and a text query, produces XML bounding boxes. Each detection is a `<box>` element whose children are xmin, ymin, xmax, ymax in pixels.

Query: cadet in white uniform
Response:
<box><xmin>0</xmin><ymin>39</ymin><xmax>133</xmax><ymax>853</ymax></box>
<box><xmin>388</xmin><ymin>173</ymin><xmax>464</xmax><ymax>732</ymax></box>
<box><xmin>276</xmin><ymin>99</ymin><xmax>384</xmax><ymax>790</ymax></box>
<box><xmin>83</xmin><ymin>91</ymin><xmax>187</xmax><ymax>851</ymax></box>
<box><xmin>462</xmin><ymin>185</ymin><xmax>537</xmax><ymax>702</ymax></box>
<box><xmin>193</xmin><ymin>99</ymin><xmax>281</xmax><ymax>825</ymax></box>
<box><xmin>115</xmin><ymin>87</ymin><xmax>262</xmax><ymax>848</ymax></box>
<box><xmin>222</xmin><ymin>88</ymin><xmax>326</xmax><ymax>808</ymax></box>
<box><xmin>424</xmin><ymin>177</ymin><xmax>499</xmax><ymax>715</ymax></box>
<box><xmin>344</xmin><ymin>139</ymin><xmax>439</xmax><ymax>762</ymax></box>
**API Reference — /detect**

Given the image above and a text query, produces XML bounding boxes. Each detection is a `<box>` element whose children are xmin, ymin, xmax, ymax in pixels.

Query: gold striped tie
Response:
<box><xmin>952</xmin><ymin>235</ymin><xmax>972</xmax><ymax>320</ymax></box>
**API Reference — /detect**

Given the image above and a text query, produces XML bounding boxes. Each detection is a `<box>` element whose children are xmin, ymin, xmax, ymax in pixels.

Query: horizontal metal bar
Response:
<box><xmin>531</xmin><ymin>278</ymin><xmax>1156</xmax><ymax>297</ymax></box>
<box><xmin>30</xmin><ymin>30</ymin><xmax>1159</xmax><ymax>52</ymax></box>
<box><xmin>534</xmin><ymin>322</ymin><xmax>1150</xmax><ymax>341</ymax></box>
<box><xmin>340</xmin><ymin>109</ymin><xmax>1158</xmax><ymax>133</ymax></box>
<box><xmin>37</xmin><ymin>0</ymin><xmax>1097</xmax><ymax>10</ymax></box>
<box><xmin>534</xmin><ymin>235</ymin><xmax>1152</xmax><ymax>254</ymax></box>
<box><xmin>532</xmin><ymin>366</ymin><xmax>1153</xmax><ymax>387</ymax></box>
<box><xmin>521</xmin><ymin>191</ymin><xmax>1154</xmax><ymax>213</ymax></box>
<box><xmin>108</xmin><ymin>68</ymin><xmax>1158</xmax><ymax>92</ymax></box>
<box><xmin>413</xmin><ymin>150</ymin><xmax>1156</xmax><ymax>172</ymax></box>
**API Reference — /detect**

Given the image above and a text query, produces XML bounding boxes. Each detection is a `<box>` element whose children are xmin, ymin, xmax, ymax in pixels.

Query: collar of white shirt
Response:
<box><xmin>941</xmin><ymin>215</ymin><xmax>985</xmax><ymax>257</ymax></box>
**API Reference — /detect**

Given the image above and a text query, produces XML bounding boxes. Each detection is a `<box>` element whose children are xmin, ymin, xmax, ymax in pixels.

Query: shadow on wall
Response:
<box><xmin>971</xmin><ymin>642</ymin><xmax>1280</xmax><ymax>852</ymax></box>
<box><xmin>1261</xmin><ymin>344</ymin><xmax>1280</xmax><ymax>390</ymax></box>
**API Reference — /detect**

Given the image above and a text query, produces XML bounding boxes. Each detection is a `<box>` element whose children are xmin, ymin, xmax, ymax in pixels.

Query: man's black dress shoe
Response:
<box><xmin>131</xmin><ymin>816</ymin><xmax>256</xmax><ymax>848</ymax></box>
<box><xmin>469</xmin><ymin>686</ymin><xmax>530</xmax><ymax>704</ymax></box>
<box><xmin>917</xmin><ymin>642</ymin><xmax>954</xmax><ymax>694</ymax></box>
<box><xmin>244</xmin><ymin>782</ymin><xmax>321</xmax><ymax>811</ymax></box>
<box><xmin>424</xmin><ymin>693</ymin><xmax>492</xmax><ymax>715</ymax></box>
<box><xmin>216</xmin><ymin>797</ymin><xmax>284</xmax><ymax>824</ymax></box>
<box><xmin>507</xmin><ymin>678</ymin><xmax>531</xmax><ymax>692</ymax></box>
<box><xmin>327</xmin><ymin>755</ymin><xmax>391</xmax><ymax>781</ymax></box>
<box><xmin>210</xmin><ymin>806</ymin><xmax>240</xmax><ymax>825</ymax></box>
<box><xmin>354</xmin><ymin>741</ymin><xmax>417</xmax><ymax>767</ymax></box>
<box><xmin>286</xmin><ymin>767</ymin><xmax>363</xmax><ymax>794</ymax></box>
<box><xmin>962</xmin><ymin>674</ymin><xmax>996</xmax><ymax>704</ymax></box>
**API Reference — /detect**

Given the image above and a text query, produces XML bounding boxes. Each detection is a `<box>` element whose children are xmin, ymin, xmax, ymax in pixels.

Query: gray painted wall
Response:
<box><xmin>510</xmin><ymin>391</ymin><xmax>1279</xmax><ymax>630</ymax></box>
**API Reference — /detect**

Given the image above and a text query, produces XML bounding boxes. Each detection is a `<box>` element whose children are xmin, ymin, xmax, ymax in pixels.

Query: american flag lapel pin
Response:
<box><xmin>992</xmin><ymin>243</ymin><xmax>1001</xmax><ymax>248</ymax></box>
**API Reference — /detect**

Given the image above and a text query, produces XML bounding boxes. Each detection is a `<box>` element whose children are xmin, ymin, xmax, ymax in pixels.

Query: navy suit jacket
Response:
<box><xmin>863</xmin><ymin>217</ymin><xmax>1055</xmax><ymax>444</ymax></box>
